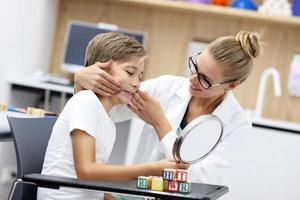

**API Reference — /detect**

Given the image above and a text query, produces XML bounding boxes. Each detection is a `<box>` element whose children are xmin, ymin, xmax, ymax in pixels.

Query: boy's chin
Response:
<box><xmin>116</xmin><ymin>96</ymin><xmax>131</xmax><ymax>105</ymax></box>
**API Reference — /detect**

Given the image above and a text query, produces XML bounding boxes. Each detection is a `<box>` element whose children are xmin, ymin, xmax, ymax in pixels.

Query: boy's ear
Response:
<box><xmin>98</xmin><ymin>60</ymin><xmax>114</xmax><ymax>73</ymax></box>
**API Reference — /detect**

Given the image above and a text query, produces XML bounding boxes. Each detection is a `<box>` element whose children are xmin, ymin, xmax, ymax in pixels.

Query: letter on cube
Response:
<box><xmin>176</xmin><ymin>169</ymin><xmax>188</xmax><ymax>182</ymax></box>
<box><xmin>136</xmin><ymin>176</ymin><xmax>151</xmax><ymax>189</ymax></box>
<box><xmin>151</xmin><ymin>177</ymin><xmax>164</xmax><ymax>191</ymax></box>
<box><xmin>167</xmin><ymin>181</ymin><xmax>179</xmax><ymax>192</ymax></box>
<box><xmin>178</xmin><ymin>182</ymin><xmax>191</xmax><ymax>193</ymax></box>
<box><xmin>162</xmin><ymin>169</ymin><xmax>176</xmax><ymax>181</ymax></box>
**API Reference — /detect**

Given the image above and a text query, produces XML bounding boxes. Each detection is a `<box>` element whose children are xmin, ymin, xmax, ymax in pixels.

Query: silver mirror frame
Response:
<box><xmin>172</xmin><ymin>114</ymin><xmax>224</xmax><ymax>164</ymax></box>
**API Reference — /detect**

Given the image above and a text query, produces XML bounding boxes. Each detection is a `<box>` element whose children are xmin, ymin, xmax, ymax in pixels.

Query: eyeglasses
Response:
<box><xmin>188</xmin><ymin>53</ymin><xmax>236</xmax><ymax>89</ymax></box>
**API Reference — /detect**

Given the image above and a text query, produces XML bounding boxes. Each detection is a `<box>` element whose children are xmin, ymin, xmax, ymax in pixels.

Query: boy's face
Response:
<box><xmin>110</xmin><ymin>56</ymin><xmax>145</xmax><ymax>104</ymax></box>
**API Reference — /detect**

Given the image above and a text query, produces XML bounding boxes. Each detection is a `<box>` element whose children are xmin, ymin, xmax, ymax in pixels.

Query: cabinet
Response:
<box><xmin>8</xmin><ymin>78</ymin><xmax>73</xmax><ymax>114</ymax></box>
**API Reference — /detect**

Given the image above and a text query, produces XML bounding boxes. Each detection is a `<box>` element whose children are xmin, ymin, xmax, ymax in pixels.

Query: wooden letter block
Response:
<box><xmin>27</xmin><ymin>107</ymin><xmax>45</xmax><ymax>117</ymax></box>
<box><xmin>151</xmin><ymin>177</ymin><xmax>164</xmax><ymax>191</ymax></box>
<box><xmin>167</xmin><ymin>181</ymin><xmax>179</xmax><ymax>192</ymax></box>
<box><xmin>163</xmin><ymin>180</ymin><xmax>169</xmax><ymax>191</ymax></box>
<box><xmin>162</xmin><ymin>169</ymin><xmax>176</xmax><ymax>181</ymax></box>
<box><xmin>176</xmin><ymin>169</ymin><xmax>188</xmax><ymax>182</ymax></box>
<box><xmin>0</xmin><ymin>103</ymin><xmax>8</xmax><ymax>112</ymax></box>
<box><xmin>178</xmin><ymin>182</ymin><xmax>191</xmax><ymax>193</ymax></box>
<box><xmin>136</xmin><ymin>176</ymin><xmax>151</xmax><ymax>189</ymax></box>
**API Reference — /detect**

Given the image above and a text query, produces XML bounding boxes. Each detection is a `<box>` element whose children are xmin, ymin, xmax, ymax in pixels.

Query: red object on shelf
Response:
<box><xmin>212</xmin><ymin>0</ymin><xmax>230</xmax><ymax>6</ymax></box>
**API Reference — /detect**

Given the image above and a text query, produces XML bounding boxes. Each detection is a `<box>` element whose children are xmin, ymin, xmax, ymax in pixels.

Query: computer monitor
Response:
<box><xmin>61</xmin><ymin>20</ymin><xmax>146</xmax><ymax>73</ymax></box>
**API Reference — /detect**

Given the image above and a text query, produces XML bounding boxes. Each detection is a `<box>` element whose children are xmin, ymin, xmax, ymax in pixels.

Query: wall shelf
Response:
<box><xmin>111</xmin><ymin>0</ymin><xmax>300</xmax><ymax>27</ymax></box>
<box><xmin>52</xmin><ymin>0</ymin><xmax>300</xmax><ymax>122</ymax></box>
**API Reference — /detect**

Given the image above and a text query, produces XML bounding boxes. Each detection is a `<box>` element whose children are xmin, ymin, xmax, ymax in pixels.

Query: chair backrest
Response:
<box><xmin>7</xmin><ymin>116</ymin><xmax>57</xmax><ymax>178</ymax></box>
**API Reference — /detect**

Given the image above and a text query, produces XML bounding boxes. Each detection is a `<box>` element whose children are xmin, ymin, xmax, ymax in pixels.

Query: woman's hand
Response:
<box><xmin>128</xmin><ymin>90</ymin><xmax>172</xmax><ymax>140</ymax></box>
<box><xmin>150</xmin><ymin>159</ymin><xmax>190</xmax><ymax>176</ymax></box>
<box><xmin>74</xmin><ymin>61</ymin><xmax>121</xmax><ymax>96</ymax></box>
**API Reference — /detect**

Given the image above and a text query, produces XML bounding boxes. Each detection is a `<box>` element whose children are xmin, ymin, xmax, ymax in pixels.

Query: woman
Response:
<box><xmin>74</xmin><ymin>30</ymin><xmax>263</xmax><ymax>184</ymax></box>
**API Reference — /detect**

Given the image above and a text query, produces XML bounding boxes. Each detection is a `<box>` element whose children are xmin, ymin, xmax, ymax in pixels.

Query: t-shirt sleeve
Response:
<box><xmin>65</xmin><ymin>91</ymin><xmax>101</xmax><ymax>138</ymax></box>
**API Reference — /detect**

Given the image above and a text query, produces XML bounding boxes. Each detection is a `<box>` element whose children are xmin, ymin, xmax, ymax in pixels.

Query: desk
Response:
<box><xmin>8</xmin><ymin>78</ymin><xmax>73</xmax><ymax>112</ymax></box>
<box><xmin>25</xmin><ymin>173</ymin><xmax>229</xmax><ymax>200</ymax></box>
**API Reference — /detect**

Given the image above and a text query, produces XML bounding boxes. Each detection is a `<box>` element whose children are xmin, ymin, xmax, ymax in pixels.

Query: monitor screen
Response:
<box><xmin>61</xmin><ymin>21</ymin><xmax>146</xmax><ymax>73</ymax></box>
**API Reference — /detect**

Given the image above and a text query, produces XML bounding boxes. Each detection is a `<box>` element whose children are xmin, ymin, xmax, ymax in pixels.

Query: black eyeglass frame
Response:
<box><xmin>188</xmin><ymin>53</ymin><xmax>237</xmax><ymax>89</ymax></box>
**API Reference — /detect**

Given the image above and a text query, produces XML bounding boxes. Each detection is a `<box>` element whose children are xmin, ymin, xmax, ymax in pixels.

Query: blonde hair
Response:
<box><xmin>208</xmin><ymin>30</ymin><xmax>263</xmax><ymax>83</ymax></box>
<box><xmin>84</xmin><ymin>32</ymin><xmax>146</xmax><ymax>67</ymax></box>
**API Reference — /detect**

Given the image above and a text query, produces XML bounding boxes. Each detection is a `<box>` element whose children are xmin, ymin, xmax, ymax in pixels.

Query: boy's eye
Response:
<box><xmin>126</xmin><ymin>71</ymin><xmax>134</xmax><ymax>75</ymax></box>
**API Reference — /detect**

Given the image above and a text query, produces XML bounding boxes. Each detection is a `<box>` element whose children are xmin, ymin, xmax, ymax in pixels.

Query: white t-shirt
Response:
<box><xmin>37</xmin><ymin>90</ymin><xmax>116</xmax><ymax>200</ymax></box>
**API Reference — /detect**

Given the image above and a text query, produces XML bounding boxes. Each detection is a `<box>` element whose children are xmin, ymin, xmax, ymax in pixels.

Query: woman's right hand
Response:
<box><xmin>150</xmin><ymin>159</ymin><xmax>189</xmax><ymax>176</ymax></box>
<box><xmin>74</xmin><ymin>61</ymin><xmax>121</xmax><ymax>96</ymax></box>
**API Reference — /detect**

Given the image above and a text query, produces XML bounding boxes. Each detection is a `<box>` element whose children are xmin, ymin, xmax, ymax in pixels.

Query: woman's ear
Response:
<box><xmin>227</xmin><ymin>80</ymin><xmax>240</xmax><ymax>91</ymax></box>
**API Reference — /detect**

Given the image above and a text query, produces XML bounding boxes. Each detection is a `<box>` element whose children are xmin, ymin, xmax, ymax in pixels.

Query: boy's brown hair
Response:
<box><xmin>84</xmin><ymin>32</ymin><xmax>146</xmax><ymax>67</ymax></box>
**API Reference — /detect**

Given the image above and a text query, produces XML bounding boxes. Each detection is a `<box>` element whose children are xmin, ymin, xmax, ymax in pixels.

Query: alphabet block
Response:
<box><xmin>176</xmin><ymin>169</ymin><xmax>188</xmax><ymax>182</ymax></box>
<box><xmin>136</xmin><ymin>176</ymin><xmax>152</xmax><ymax>189</ymax></box>
<box><xmin>151</xmin><ymin>177</ymin><xmax>164</xmax><ymax>191</ymax></box>
<box><xmin>178</xmin><ymin>182</ymin><xmax>191</xmax><ymax>193</ymax></box>
<box><xmin>27</xmin><ymin>107</ymin><xmax>45</xmax><ymax>117</ymax></box>
<box><xmin>166</xmin><ymin>180</ymin><xmax>179</xmax><ymax>192</ymax></box>
<box><xmin>162</xmin><ymin>169</ymin><xmax>176</xmax><ymax>181</ymax></box>
<box><xmin>0</xmin><ymin>103</ymin><xmax>7</xmax><ymax>112</ymax></box>
<box><xmin>163</xmin><ymin>180</ymin><xmax>169</xmax><ymax>191</ymax></box>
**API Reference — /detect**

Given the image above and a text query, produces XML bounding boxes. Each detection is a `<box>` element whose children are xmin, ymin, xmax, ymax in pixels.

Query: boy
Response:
<box><xmin>37</xmin><ymin>32</ymin><xmax>182</xmax><ymax>200</ymax></box>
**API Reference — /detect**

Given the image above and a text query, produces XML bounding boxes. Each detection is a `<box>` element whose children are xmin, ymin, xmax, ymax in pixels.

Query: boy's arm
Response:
<box><xmin>70</xmin><ymin>129</ymin><xmax>187</xmax><ymax>181</ymax></box>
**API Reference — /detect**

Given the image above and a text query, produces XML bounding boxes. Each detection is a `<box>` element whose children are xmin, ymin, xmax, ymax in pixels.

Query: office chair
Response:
<box><xmin>7</xmin><ymin>116</ymin><xmax>227</xmax><ymax>200</ymax></box>
<box><xmin>7</xmin><ymin>116</ymin><xmax>57</xmax><ymax>200</ymax></box>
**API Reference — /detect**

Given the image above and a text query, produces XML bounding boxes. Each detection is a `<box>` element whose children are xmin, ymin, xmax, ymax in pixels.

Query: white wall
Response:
<box><xmin>0</xmin><ymin>0</ymin><xmax>58</xmax><ymax>102</ymax></box>
<box><xmin>221</xmin><ymin>127</ymin><xmax>300</xmax><ymax>200</ymax></box>
<box><xmin>0</xmin><ymin>0</ymin><xmax>58</xmax><ymax>198</ymax></box>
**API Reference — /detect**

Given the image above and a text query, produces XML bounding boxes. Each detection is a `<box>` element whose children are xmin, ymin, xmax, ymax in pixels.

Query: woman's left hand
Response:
<box><xmin>128</xmin><ymin>90</ymin><xmax>172</xmax><ymax>140</ymax></box>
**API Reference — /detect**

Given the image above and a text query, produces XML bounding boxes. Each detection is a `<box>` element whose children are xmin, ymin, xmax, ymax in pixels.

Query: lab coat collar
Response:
<box><xmin>212</xmin><ymin>91</ymin><xmax>235</xmax><ymax>125</ymax></box>
<box><xmin>176</xmin><ymin>79</ymin><xmax>234</xmax><ymax>125</ymax></box>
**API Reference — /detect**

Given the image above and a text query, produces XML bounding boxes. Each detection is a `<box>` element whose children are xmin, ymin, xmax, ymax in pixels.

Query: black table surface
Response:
<box><xmin>24</xmin><ymin>173</ymin><xmax>228</xmax><ymax>200</ymax></box>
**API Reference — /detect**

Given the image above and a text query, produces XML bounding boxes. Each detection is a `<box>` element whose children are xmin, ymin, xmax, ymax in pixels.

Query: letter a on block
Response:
<box><xmin>176</xmin><ymin>169</ymin><xmax>188</xmax><ymax>182</ymax></box>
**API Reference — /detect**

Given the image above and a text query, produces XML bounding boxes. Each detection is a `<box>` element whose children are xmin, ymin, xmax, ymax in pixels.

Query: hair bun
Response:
<box><xmin>236</xmin><ymin>31</ymin><xmax>261</xmax><ymax>58</ymax></box>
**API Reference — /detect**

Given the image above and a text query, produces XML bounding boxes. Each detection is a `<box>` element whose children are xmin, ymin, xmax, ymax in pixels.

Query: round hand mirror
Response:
<box><xmin>172</xmin><ymin>114</ymin><xmax>223</xmax><ymax>164</ymax></box>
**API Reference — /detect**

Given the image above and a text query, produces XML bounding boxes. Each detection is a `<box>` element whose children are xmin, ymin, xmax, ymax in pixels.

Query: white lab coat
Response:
<box><xmin>109</xmin><ymin>75</ymin><xmax>251</xmax><ymax>184</ymax></box>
